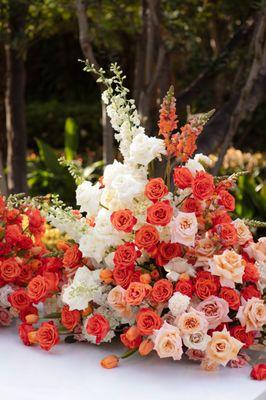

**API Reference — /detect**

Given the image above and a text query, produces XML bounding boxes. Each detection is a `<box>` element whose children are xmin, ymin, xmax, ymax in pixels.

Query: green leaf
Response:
<box><xmin>64</xmin><ymin>117</ymin><xmax>79</xmax><ymax>161</ymax></box>
<box><xmin>36</xmin><ymin>138</ymin><xmax>63</xmax><ymax>175</ymax></box>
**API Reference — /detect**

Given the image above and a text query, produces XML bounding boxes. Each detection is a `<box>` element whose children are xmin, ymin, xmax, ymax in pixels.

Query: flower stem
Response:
<box><xmin>120</xmin><ymin>348</ymin><xmax>138</xmax><ymax>359</ymax></box>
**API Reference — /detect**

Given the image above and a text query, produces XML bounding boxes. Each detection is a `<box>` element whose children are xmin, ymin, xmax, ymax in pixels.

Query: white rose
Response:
<box><xmin>168</xmin><ymin>292</ymin><xmax>190</xmax><ymax>316</ymax></box>
<box><xmin>129</xmin><ymin>133</ymin><xmax>166</xmax><ymax>166</ymax></box>
<box><xmin>170</xmin><ymin>212</ymin><xmax>198</xmax><ymax>247</ymax></box>
<box><xmin>183</xmin><ymin>331</ymin><xmax>211</xmax><ymax>351</ymax></box>
<box><xmin>76</xmin><ymin>181</ymin><xmax>101</xmax><ymax>216</ymax></box>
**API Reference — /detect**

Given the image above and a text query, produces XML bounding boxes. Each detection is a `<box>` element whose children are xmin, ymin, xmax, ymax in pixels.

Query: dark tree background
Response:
<box><xmin>0</xmin><ymin>0</ymin><xmax>265</xmax><ymax>197</ymax></box>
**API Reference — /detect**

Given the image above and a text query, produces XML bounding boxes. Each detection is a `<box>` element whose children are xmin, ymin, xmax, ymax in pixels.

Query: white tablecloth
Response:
<box><xmin>0</xmin><ymin>325</ymin><xmax>265</xmax><ymax>400</ymax></box>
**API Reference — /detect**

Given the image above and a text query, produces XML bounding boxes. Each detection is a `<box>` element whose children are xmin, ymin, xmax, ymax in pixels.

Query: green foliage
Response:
<box><xmin>234</xmin><ymin>174</ymin><xmax>266</xmax><ymax>220</ymax></box>
<box><xmin>64</xmin><ymin>118</ymin><xmax>79</xmax><ymax>161</ymax></box>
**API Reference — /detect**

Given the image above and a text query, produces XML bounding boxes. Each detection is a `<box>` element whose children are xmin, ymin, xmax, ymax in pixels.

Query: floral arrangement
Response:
<box><xmin>9</xmin><ymin>64</ymin><xmax>266</xmax><ymax>380</ymax></box>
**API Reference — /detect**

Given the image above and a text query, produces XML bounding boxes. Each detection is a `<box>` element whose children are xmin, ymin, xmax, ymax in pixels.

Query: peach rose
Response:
<box><xmin>232</xmin><ymin>219</ymin><xmax>252</xmax><ymax>246</ymax></box>
<box><xmin>153</xmin><ymin>322</ymin><xmax>183</xmax><ymax>360</ymax></box>
<box><xmin>196</xmin><ymin>296</ymin><xmax>231</xmax><ymax>329</ymax></box>
<box><xmin>171</xmin><ymin>212</ymin><xmax>198</xmax><ymax>247</ymax></box>
<box><xmin>183</xmin><ymin>331</ymin><xmax>211</xmax><ymax>351</ymax></box>
<box><xmin>245</xmin><ymin>237</ymin><xmax>266</xmax><ymax>263</ymax></box>
<box><xmin>195</xmin><ymin>238</ymin><xmax>215</xmax><ymax>266</ymax></box>
<box><xmin>107</xmin><ymin>286</ymin><xmax>132</xmax><ymax>318</ymax></box>
<box><xmin>176</xmin><ymin>308</ymin><xmax>208</xmax><ymax>335</ymax></box>
<box><xmin>206</xmin><ymin>327</ymin><xmax>243</xmax><ymax>366</ymax></box>
<box><xmin>236</xmin><ymin>297</ymin><xmax>266</xmax><ymax>332</ymax></box>
<box><xmin>209</xmin><ymin>250</ymin><xmax>245</xmax><ymax>287</ymax></box>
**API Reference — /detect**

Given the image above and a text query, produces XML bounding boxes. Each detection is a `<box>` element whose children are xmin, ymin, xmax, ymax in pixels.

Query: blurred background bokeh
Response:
<box><xmin>0</xmin><ymin>0</ymin><xmax>265</xmax><ymax>224</ymax></box>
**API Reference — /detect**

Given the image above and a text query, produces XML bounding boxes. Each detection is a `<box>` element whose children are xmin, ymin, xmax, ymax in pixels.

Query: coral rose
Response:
<box><xmin>217</xmin><ymin>190</ymin><xmax>235</xmax><ymax>211</ymax></box>
<box><xmin>86</xmin><ymin>313</ymin><xmax>110</xmax><ymax>344</ymax></box>
<box><xmin>113</xmin><ymin>265</ymin><xmax>134</xmax><ymax>289</ymax></box>
<box><xmin>0</xmin><ymin>258</ymin><xmax>21</xmax><ymax>282</ymax></box>
<box><xmin>27</xmin><ymin>275</ymin><xmax>48</xmax><ymax>303</ymax></box>
<box><xmin>63</xmin><ymin>244</ymin><xmax>82</xmax><ymax>269</ymax></box>
<box><xmin>111</xmin><ymin>209</ymin><xmax>137</xmax><ymax>233</ymax></box>
<box><xmin>206</xmin><ymin>328</ymin><xmax>243</xmax><ymax>366</ymax></box>
<box><xmin>173</xmin><ymin>167</ymin><xmax>193</xmax><ymax>189</ymax></box>
<box><xmin>156</xmin><ymin>241</ymin><xmax>182</xmax><ymax>266</ymax></box>
<box><xmin>192</xmin><ymin>171</ymin><xmax>215</xmax><ymax>201</ymax></box>
<box><xmin>219</xmin><ymin>287</ymin><xmax>240</xmax><ymax>310</ymax></box>
<box><xmin>195</xmin><ymin>270</ymin><xmax>220</xmax><ymax>300</ymax></box>
<box><xmin>250</xmin><ymin>364</ymin><xmax>266</xmax><ymax>380</ymax></box>
<box><xmin>136</xmin><ymin>308</ymin><xmax>162</xmax><ymax>335</ymax></box>
<box><xmin>19</xmin><ymin>323</ymin><xmax>35</xmax><ymax>346</ymax></box>
<box><xmin>215</xmin><ymin>223</ymin><xmax>237</xmax><ymax>247</ymax></box>
<box><xmin>146</xmin><ymin>200</ymin><xmax>173</xmax><ymax>226</ymax></box>
<box><xmin>144</xmin><ymin>178</ymin><xmax>168</xmax><ymax>202</ymax></box>
<box><xmin>182</xmin><ymin>197</ymin><xmax>202</xmax><ymax>216</ymax></box>
<box><xmin>175</xmin><ymin>279</ymin><xmax>194</xmax><ymax>297</ymax></box>
<box><xmin>135</xmin><ymin>225</ymin><xmax>160</xmax><ymax>250</ymax></box>
<box><xmin>243</xmin><ymin>262</ymin><xmax>259</xmax><ymax>283</ymax></box>
<box><xmin>9</xmin><ymin>289</ymin><xmax>31</xmax><ymax>311</ymax></box>
<box><xmin>151</xmin><ymin>279</ymin><xmax>173</xmax><ymax>303</ymax></box>
<box><xmin>230</xmin><ymin>325</ymin><xmax>254</xmax><ymax>348</ymax></box>
<box><xmin>125</xmin><ymin>282</ymin><xmax>151</xmax><ymax>306</ymax></box>
<box><xmin>61</xmin><ymin>305</ymin><xmax>80</xmax><ymax>331</ymax></box>
<box><xmin>114</xmin><ymin>243</ymin><xmax>140</xmax><ymax>268</ymax></box>
<box><xmin>36</xmin><ymin>321</ymin><xmax>59</xmax><ymax>351</ymax></box>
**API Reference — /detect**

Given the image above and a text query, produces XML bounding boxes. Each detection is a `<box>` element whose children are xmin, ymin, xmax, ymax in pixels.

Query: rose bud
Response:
<box><xmin>125</xmin><ymin>326</ymin><xmax>140</xmax><ymax>341</ymax></box>
<box><xmin>250</xmin><ymin>364</ymin><xmax>266</xmax><ymax>380</ymax></box>
<box><xmin>82</xmin><ymin>304</ymin><xmax>93</xmax><ymax>317</ymax></box>
<box><xmin>28</xmin><ymin>330</ymin><xmax>38</xmax><ymax>344</ymax></box>
<box><xmin>25</xmin><ymin>314</ymin><xmax>39</xmax><ymax>324</ymax></box>
<box><xmin>101</xmin><ymin>355</ymin><xmax>119</xmax><ymax>369</ymax></box>
<box><xmin>151</xmin><ymin>270</ymin><xmax>160</xmax><ymax>280</ymax></box>
<box><xmin>30</xmin><ymin>246</ymin><xmax>42</xmax><ymax>256</ymax></box>
<box><xmin>100</xmin><ymin>268</ymin><xmax>114</xmax><ymax>284</ymax></box>
<box><xmin>140</xmin><ymin>273</ymin><xmax>151</xmax><ymax>284</ymax></box>
<box><xmin>139</xmin><ymin>339</ymin><xmax>154</xmax><ymax>356</ymax></box>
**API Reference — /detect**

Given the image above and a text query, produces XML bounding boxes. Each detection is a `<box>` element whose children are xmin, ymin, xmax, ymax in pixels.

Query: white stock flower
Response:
<box><xmin>0</xmin><ymin>285</ymin><xmax>14</xmax><ymax>308</ymax></box>
<box><xmin>62</xmin><ymin>267</ymin><xmax>102</xmax><ymax>310</ymax></box>
<box><xmin>129</xmin><ymin>133</ymin><xmax>166</xmax><ymax>166</ymax></box>
<box><xmin>76</xmin><ymin>181</ymin><xmax>101</xmax><ymax>216</ymax></box>
<box><xmin>168</xmin><ymin>292</ymin><xmax>190</xmax><ymax>316</ymax></box>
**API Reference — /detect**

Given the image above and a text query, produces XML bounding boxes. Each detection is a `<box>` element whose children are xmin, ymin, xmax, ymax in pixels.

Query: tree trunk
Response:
<box><xmin>5</xmin><ymin>1</ymin><xmax>28</xmax><ymax>194</ymax></box>
<box><xmin>75</xmin><ymin>0</ymin><xmax>114</xmax><ymax>165</ymax></box>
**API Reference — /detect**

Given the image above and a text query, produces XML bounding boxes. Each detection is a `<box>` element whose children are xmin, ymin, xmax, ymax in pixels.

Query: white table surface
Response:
<box><xmin>0</xmin><ymin>325</ymin><xmax>265</xmax><ymax>400</ymax></box>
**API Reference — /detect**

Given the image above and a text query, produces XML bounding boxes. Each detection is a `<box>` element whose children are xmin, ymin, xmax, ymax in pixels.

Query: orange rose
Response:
<box><xmin>136</xmin><ymin>308</ymin><xmax>163</xmax><ymax>336</ymax></box>
<box><xmin>144</xmin><ymin>178</ymin><xmax>168</xmax><ymax>202</ymax></box>
<box><xmin>63</xmin><ymin>244</ymin><xmax>82</xmax><ymax>269</ymax></box>
<box><xmin>173</xmin><ymin>166</ymin><xmax>193</xmax><ymax>189</ymax></box>
<box><xmin>27</xmin><ymin>275</ymin><xmax>48</xmax><ymax>303</ymax></box>
<box><xmin>86</xmin><ymin>313</ymin><xmax>110</xmax><ymax>344</ymax></box>
<box><xmin>175</xmin><ymin>279</ymin><xmax>194</xmax><ymax>298</ymax></box>
<box><xmin>192</xmin><ymin>171</ymin><xmax>214</xmax><ymax>201</ymax></box>
<box><xmin>195</xmin><ymin>271</ymin><xmax>220</xmax><ymax>300</ymax></box>
<box><xmin>146</xmin><ymin>201</ymin><xmax>173</xmax><ymax>226</ymax></box>
<box><xmin>113</xmin><ymin>265</ymin><xmax>134</xmax><ymax>289</ymax></box>
<box><xmin>9</xmin><ymin>289</ymin><xmax>31</xmax><ymax>311</ymax></box>
<box><xmin>111</xmin><ymin>209</ymin><xmax>137</xmax><ymax>233</ymax></box>
<box><xmin>151</xmin><ymin>279</ymin><xmax>173</xmax><ymax>303</ymax></box>
<box><xmin>135</xmin><ymin>225</ymin><xmax>159</xmax><ymax>250</ymax></box>
<box><xmin>125</xmin><ymin>282</ymin><xmax>151</xmax><ymax>306</ymax></box>
<box><xmin>114</xmin><ymin>243</ymin><xmax>139</xmax><ymax>268</ymax></box>
<box><xmin>243</xmin><ymin>262</ymin><xmax>259</xmax><ymax>283</ymax></box>
<box><xmin>219</xmin><ymin>287</ymin><xmax>240</xmax><ymax>310</ymax></box>
<box><xmin>61</xmin><ymin>305</ymin><xmax>80</xmax><ymax>331</ymax></box>
<box><xmin>43</xmin><ymin>271</ymin><xmax>59</xmax><ymax>292</ymax></box>
<box><xmin>36</xmin><ymin>321</ymin><xmax>59</xmax><ymax>351</ymax></box>
<box><xmin>0</xmin><ymin>258</ymin><xmax>21</xmax><ymax>282</ymax></box>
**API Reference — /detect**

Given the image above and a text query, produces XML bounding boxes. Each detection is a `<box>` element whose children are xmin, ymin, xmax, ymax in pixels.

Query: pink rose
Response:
<box><xmin>196</xmin><ymin>295</ymin><xmax>231</xmax><ymax>329</ymax></box>
<box><xmin>229</xmin><ymin>352</ymin><xmax>250</xmax><ymax>368</ymax></box>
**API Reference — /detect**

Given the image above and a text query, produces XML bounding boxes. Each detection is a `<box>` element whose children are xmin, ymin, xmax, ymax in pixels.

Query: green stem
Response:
<box><xmin>120</xmin><ymin>348</ymin><xmax>138</xmax><ymax>359</ymax></box>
